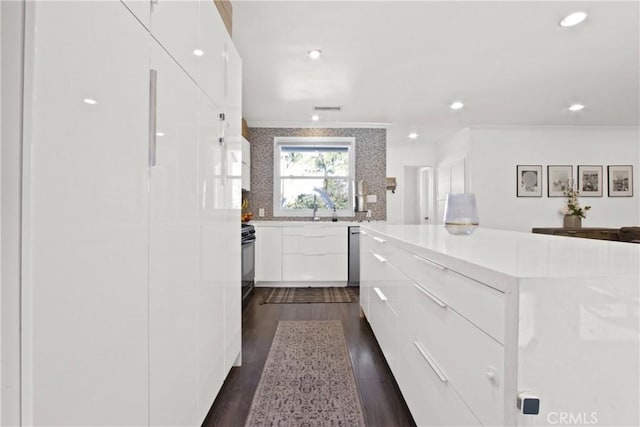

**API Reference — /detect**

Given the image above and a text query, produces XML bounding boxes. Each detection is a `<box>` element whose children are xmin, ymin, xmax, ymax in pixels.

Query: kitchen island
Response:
<box><xmin>360</xmin><ymin>224</ymin><xmax>639</xmax><ymax>427</ymax></box>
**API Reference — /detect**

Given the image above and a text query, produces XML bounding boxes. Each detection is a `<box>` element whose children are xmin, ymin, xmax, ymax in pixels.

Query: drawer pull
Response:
<box><xmin>414</xmin><ymin>341</ymin><xmax>448</xmax><ymax>383</ymax></box>
<box><xmin>567</xmin><ymin>231</ymin><xmax>577</xmax><ymax>234</ymax></box>
<box><xmin>413</xmin><ymin>254</ymin><xmax>446</xmax><ymax>270</ymax></box>
<box><xmin>373</xmin><ymin>287</ymin><xmax>387</xmax><ymax>301</ymax></box>
<box><xmin>413</xmin><ymin>283</ymin><xmax>447</xmax><ymax>308</ymax></box>
<box><xmin>372</xmin><ymin>253</ymin><xmax>387</xmax><ymax>263</ymax></box>
<box><xmin>373</xmin><ymin>236</ymin><xmax>386</xmax><ymax>244</ymax></box>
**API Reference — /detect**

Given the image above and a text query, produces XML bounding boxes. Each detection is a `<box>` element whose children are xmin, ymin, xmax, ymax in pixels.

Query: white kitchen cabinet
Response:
<box><xmin>241</xmin><ymin>137</ymin><xmax>251</xmax><ymax>191</ymax></box>
<box><xmin>121</xmin><ymin>0</ymin><xmax>150</xmax><ymax>29</ymax></box>
<box><xmin>361</xmin><ymin>224</ymin><xmax>640</xmax><ymax>427</ymax></box>
<box><xmin>21</xmin><ymin>2</ymin><xmax>151</xmax><ymax>424</ymax></box>
<box><xmin>149</xmin><ymin>0</ymin><xmax>201</xmax><ymax>83</ymax></box>
<box><xmin>148</xmin><ymin>39</ymin><xmax>201</xmax><ymax>426</ymax></box>
<box><xmin>281</xmin><ymin>226</ymin><xmax>347</xmax><ymax>281</ymax></box>
<box><xmin>197</xmin><ymin>90</ymin><xmax>228</xmax><ymax>421</ymax></box>
<box><xmin>254</xmin><ymin>225</ymin><xmax>283</xmax><ymax>282</ymax></box>
<box><xmin>222</xmin><ymin>40</ymin><xmax>243</xmax><ymax>373</ymax></box>
<box><xmin>198</xmin><ymin>0</ymin><xmax>226</xmax><ymax>103</ymax></box>
<box><xmin>361</xmin><ymin>230</ymin><xmax>506</xmax><ymax>426</ymax></box>
<box><xmin>21</xmin><ymin>1</ymin><xmax>241</xmax><ymax>426</ymax></box>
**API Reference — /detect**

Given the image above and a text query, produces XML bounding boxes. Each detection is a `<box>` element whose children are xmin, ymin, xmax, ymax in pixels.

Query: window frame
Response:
<box><xmin>273</xmin><ymin>136</ymin><xmax>355</xmax><ymax>218</ymax></box>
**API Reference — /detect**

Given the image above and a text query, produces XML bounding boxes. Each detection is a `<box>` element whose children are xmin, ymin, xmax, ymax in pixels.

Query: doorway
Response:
<box><xmin>403</xmin><ymin>166</ymin><xmax>433</xmax><ymax>225</ymax></box>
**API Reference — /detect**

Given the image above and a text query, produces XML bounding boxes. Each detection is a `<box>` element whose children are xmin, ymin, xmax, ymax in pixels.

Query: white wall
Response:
<box><xmin>386</xmin><ymin>141</ymin><xmax>437</xmax><ymax>224</ymax></box>
<box><xmin>467</xmin><ymin>126</ymin><xmax>640</xmax><ymax>232</ymax></box>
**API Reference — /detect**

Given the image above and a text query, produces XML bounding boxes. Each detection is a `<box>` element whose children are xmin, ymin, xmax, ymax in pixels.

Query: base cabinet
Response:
<box><xmin>255</xmin><ymin>224</ymin><xmax>348</xmax><ymax>283</ymax></box>
<box><xmin>396</xmin><ymin>328</ymin><xmax>481</xmax><ymax>427</ymax></box>
<box><xmin>361</xmin><ymin>225</ymin><xmax>640</xmax><ymax>427</ymax></box>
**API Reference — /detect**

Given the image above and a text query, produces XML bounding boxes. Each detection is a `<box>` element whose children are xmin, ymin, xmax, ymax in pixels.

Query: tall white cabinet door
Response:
<box><xmin>199</xmin><ymin>0</ymin><xmax>226</xmax><ymax>103</ymax></box>
<box><xmin>150</xmin><ymin>0</ymin><xmax>201</xmax><ymax>82</ymax></box>
<box><xmin>149</xmin><ymin>41</ymin><xmax>200</xmax><ymax>426</ymax></box>
<box><xmin>223</xmin><ymin>42</ymin><xmax>243</xmax><ymax>371</ymax></box>
<box><xmin>21</xmin><ymin>2</ymin><xmax>150</xmax><ymax>425</ymax></box>
<box><xmin>121</xmin><ymin>0</ymin><xmax>151</xmax><ymax>29</ymax></box>
<box><xmin>197</xmin><ymin>93</ymin><xmax>227</xmax><ymax>421</ymax></box>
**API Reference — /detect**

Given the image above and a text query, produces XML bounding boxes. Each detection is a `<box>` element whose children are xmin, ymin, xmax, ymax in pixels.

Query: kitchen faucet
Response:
<box><xmin>312</xmin><ymin>194</ymin><xmax>320</xmax><ymax>221</ymax></box>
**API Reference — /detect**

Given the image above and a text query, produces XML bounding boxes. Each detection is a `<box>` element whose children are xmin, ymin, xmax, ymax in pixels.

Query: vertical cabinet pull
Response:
<box><xmin>373</xmin><ymin>287</ymin><xmax>387</xmax><ymax>301</ymax></box>
<box><xmin>414</xmin><ymin>341</ymin><xmax>448</xmax><ymax>383</ymax></box>
<box><xmin>148</xmin><ymin>69</ymin><xmax>158</xmax><ymax>167</ymax></box>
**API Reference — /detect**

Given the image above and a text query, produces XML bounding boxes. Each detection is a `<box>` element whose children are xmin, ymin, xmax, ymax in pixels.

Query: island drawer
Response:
<box><xmin>404</xmin><ymin>287</ymin><xmax>505</xmax><ymax>426</ymax></box>
<box><xmin>390</xmin><ymin>248</ymin><xmax>505</xmax><ymax>343</ymax></box>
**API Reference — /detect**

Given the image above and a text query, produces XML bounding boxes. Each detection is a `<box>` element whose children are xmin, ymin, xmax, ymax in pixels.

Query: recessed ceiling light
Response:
<box><xmin>156</xmin><ymin>132</ymin><xmax>165</xmax><ymax>137</ymax></box>
<box><xmin>408</xmin><ymin>132</ymin><xmax>418</xmax><ymax>139</ymax></box>
<box><xmin>308</xmin><ymin>49</ymin><xmax>322</xmax><ymax>60</ymax></box>
<box><xmin>311</xmin><ymin>115</ymin><xmax>319</xmax><ymax>121</ymax></box>
<box><xmin>193</xmin><ymin>49</ymin><xmax>204</xmax><ymax>57</ymax></box>
<box><xmin>83</xmin><ymin>98</ymin><xmax>97</xmax><ymax>105</ymax></box>
<box><xmin>568</xmin><ymin>103</ymin><xmax>585</xmax><ymax>112</ymax></box>
<box><xmin>450</xmin><ymin>101</ymin><xmax>464</xmax><ymax>110</ymax></box>
<box><xmin>560</xmin><ymin>11</ymin><xmax>587</xmax><ymax>27</ymax></box>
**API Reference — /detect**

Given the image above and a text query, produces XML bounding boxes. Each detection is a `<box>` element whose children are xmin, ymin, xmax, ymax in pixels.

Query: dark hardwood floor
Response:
<box><xmin>203</xmin><ymin>287</ymin><xmax>416</xmax><ymax>427</ymax></box>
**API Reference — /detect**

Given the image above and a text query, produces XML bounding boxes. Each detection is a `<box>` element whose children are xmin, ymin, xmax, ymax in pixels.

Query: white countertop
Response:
<box><xmin>361</xmin><ymin>224</ymin><xmax>640</xmax><ymax>280</ymax></box>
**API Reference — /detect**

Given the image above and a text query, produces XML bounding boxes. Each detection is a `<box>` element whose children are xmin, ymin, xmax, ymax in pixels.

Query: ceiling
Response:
<box><xmin>232</xmin><ymin>1</ymin><xmax>639</xmax><ymax>145</ymax></box>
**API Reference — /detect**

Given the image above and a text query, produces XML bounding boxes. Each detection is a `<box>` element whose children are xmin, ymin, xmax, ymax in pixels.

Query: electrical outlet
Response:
<box><xmin>259</xmin><ymin>208</ymin><xmax>265</xmax><ymax>217</ymax></box>
<box><xmin>366</xmin><ymin>194</ymin><xmax>377</xmax><ymax>203</ymax></box>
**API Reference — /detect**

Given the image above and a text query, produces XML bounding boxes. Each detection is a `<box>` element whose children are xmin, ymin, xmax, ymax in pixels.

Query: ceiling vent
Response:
<box><xmin>313</xmin><ymin>106</ymin><xmax>342</xmax><ymax>112</ymax></box>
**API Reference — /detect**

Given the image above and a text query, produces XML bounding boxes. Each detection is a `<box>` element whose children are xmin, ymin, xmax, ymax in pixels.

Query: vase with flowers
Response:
<box><xmin>560</xmin><ymin>185</ymin><xmax>591</xmax><ymax>228</ymax></box>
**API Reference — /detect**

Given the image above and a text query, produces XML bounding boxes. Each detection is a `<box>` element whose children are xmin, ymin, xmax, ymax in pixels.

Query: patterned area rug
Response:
<box><xmin>244</xmin><ymin>320</ymin><xmax>366</xmax><ymax>427</ymax></box>
<box><xmin>261</xmin><ymin>287</ymin><xmax>358</xmax><ymax>304</ymax></box>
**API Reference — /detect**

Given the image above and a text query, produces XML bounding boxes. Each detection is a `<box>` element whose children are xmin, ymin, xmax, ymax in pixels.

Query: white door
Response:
<box><xmin>148</xmin><ymin>39</ymin><xmax>200</xmax><ymax>426</ymax></box>
<box><xmin>419</xmin><ymin>167</ymin><xmax>434</xmax><ymax>224</ymax></box>
<box><xmin>21</xmin><ymin>2</ymin><xmax>150</xmax><ymax>424</ymax></box>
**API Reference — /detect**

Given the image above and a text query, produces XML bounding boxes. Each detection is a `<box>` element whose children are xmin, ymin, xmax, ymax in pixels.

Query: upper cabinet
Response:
<box><xmin>121</xmin><ymin>0</ymin><xmax>151</xmax><ymax>29</ymax></box>
<box><xmin>150</xmin><ymin>0</ymin><xmax>201</xmax><ymax>83</ymax></box>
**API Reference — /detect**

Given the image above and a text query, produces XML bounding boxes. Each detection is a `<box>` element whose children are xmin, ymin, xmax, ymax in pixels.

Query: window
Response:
<box><xmin>273</xmin><ymin>137</ymin><xmax>355</xmax><ymax>217</ymax></box>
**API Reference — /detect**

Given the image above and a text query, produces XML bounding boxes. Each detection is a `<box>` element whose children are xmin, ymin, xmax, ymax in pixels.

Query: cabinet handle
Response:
<box><xmin>413</xmin><ymin>283</ymin><xmax>447</xmax><ymax>308</ymax></box>
<box><xmin>567</xmin><ymin>231</ymin><xmax>577</xmax><ymax>234</ymax></box>
<box><xmin>373</xmin><ymin>287</ymin><xmax>387</xmax><ymax>301</ymax></box>
<box><xmin>148</xmin><ymin>69</ymin><xmax>158</xmax><ymax>167</ymax></box>
<box><xmin>413</xmin><ymin>254</ymin><xmax>445</xmax><ymax>270</ymax></box>
<box><xmin>414</xmin><ymin>341</ymin><xmax>448</xmax><ymax>383</ymax></box>
<box><xmin>373</xmin><ymin>236</ymin><xmax>386</xmax><ymax>244</ymax></box>
<box><xmin>372</xmin><ymin>253</ymin><xmax>386</xmax><ymax>263</ymax></box>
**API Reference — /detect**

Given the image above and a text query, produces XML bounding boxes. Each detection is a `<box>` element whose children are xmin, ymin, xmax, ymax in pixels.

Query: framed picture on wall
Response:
<box><xmin>607</xmin><ymin>165</ymin><xmax>633</xmax><ymax>197</ymax></box>
<box><xmin>517</xmin><ymin>165</ymin><xmax>542</xmax><ymax>197</ymax></box>
<box><xmin>547</xmin><ymin>165</ymin><xmax>573</xmax><ymax>197</ymax></box>
<box><xmin>577</xmin><ymin>165</ymin><xmax>603</xmax><ymax>197</ymax></box>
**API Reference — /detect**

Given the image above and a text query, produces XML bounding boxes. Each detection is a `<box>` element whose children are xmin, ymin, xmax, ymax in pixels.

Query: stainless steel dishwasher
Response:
<box><xmin>348</xmin><ymin>226</ymin><xmax>360</xmax><ymax>286</ymax></box>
